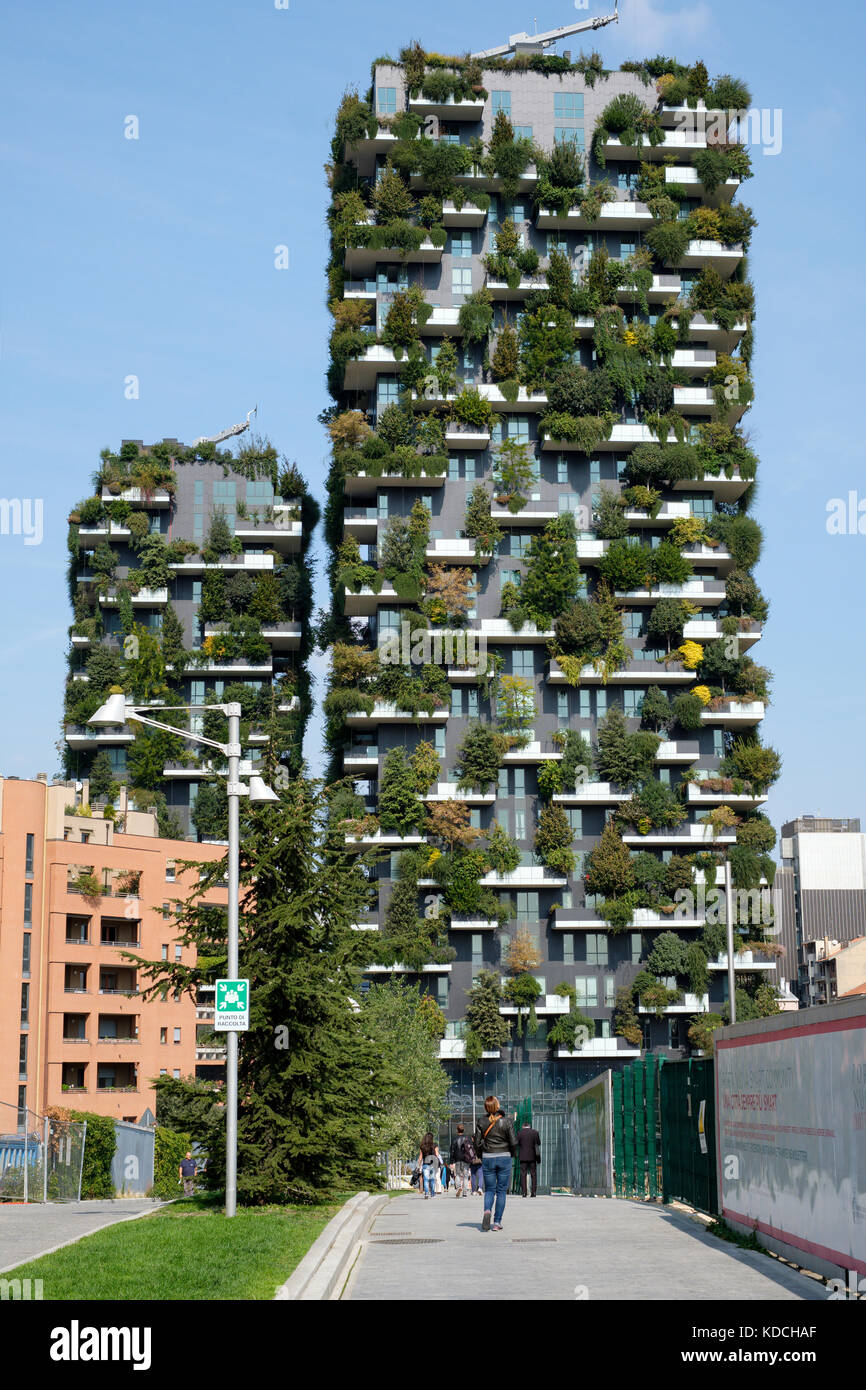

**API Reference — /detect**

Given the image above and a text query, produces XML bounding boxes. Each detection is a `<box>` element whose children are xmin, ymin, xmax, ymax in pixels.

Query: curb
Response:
<box><xmin>274</xmin><ymin>1190</ymin><xmax>388</xmax><ymax>1301</ymax></box>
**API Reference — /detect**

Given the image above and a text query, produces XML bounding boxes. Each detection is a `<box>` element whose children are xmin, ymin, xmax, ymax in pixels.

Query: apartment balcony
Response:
<box><xmin>425</xmin><ymin>537</ymin><xmax>490</xmax><ymax>564</ymax></box>
<box><xmin>478</xmin><ymin>618</ymin><xmax>555</xmax><ymax>643</ymax></box>
<box><xmin>344</xmin><ymin>746</ymin><xmax>379</xmax><ymax>770</ymax></box>
<box><xmin>65</xmin><ymin>724</ymin><xmax>135</xmax><ymax>749</ymax></box>
<box><xmin>655</xmin><ymin>740</ymin><xmax>701</xmax><ymax>764</ymax></box>
<box><xmin>671</xmin><ymin>471</ymin><xmax>751</xmax><ymax>502</ymax></box>
<box><xmin>344</xmin><ymin>701</ymin><xmax>449</xmax><ymax>728</ymax></box>
<box><xmin>699</xmin><ymin>700</ymin><xmax>765</xmax><ymax>727</ymax></box>
<box><xmin>480</xmin><ymin>865</ymin><xmax>568</xmax><ymax>889</ymax></box>
<box><xmin>439</xmin><ymin>1039</ymin><xmax>501</xmax><ymax>1060</ymax></box>
<box><xmin>343</xmin><ymin>342</ymin><xmax>399</xmax><ymax>390</ymax></box>
<box><xmin>674</xmin><ymin>384</ymin><xmax>746</xmax><ymax>421</ymax></box>
<box><xmin>234</xmin><ymin>506</ymin><xmax>302</xmax><ymax>553</ymax></box>
<box><xmin>343</xmin><ymin>237</ymin><xmax>443</xmax><ymax>275</ymax></box>
<box><xmin>162</xmin><ymin>762</ymin><xmax>218</xmax><ymax>780</ymax></box>
<box><xmin>196</xmin><ymin>1045</ymin><xmax>226</xmax><ymax>1062</ymax></box>
<box><xmin>345</xmin><ymin>830</ymin><xmax>427</xmax><ymax>849</ymax></box>
<box><xmin>685</xmin><ymin>312</ymin><xmax>749</xmax><ymax>353</ymax></box>
<box><xmin>557</xmin><ymin>1039</ymin><xmax>642</xmax><ymax>1059</ymax></box>
<box><xmin>638</xmin><ymin>992</ymin><xmax>710</xmax><ymax>1015</ymax></box>
<box><xmin>501</xmin><ymin>993</ymin><xmax>570</xmax><ymax>1017</ymax></box>
<box><xmin>477</xmin><ymin>383</ymin><xmax>548</xmax><ymax>412</ymax></box>
<box><xmin>623</xmin><ymin>500</ymin><xmax>691</xmax><ymax>527</ymax></box>
<box><xmin>621</xmin><ymin>823</ymin><xmax>736</xmax><ymax>847</ymax></box>
<box><xmin>343</xmin><ymin>277</ymin><xmax>378</xmax><ymax>301</ymax></box>
<box><xmin>278</xmin><ymin>695</ymin><xmax>300</xmax><ymax>714</ymax></box>
<box><xmin>707</xmin><ymin>951</ymin><xmax>776</xmax><ymax>973</ymax></box>
<box><xmin>202</xmin><ymin>621</ymin><xmax>301</xmax><ymax>651</ymax></box>
<box><xmin>686</xmin><ymin>783</ymin><xmax>768</xmax><ymax>809</ymax></box>
<box><xmin>683</xmin><ymin>617</ymin><xmax>762</xmax><ymax>648</ymax></box>
<box><xmin>423</xmin><ymin>781</ymin><xmax>496</xmax><ymax>806</ymax></box>
<box><xmin>664</xmin><ymin>163</ymin><xmax>740</xmax><ymax>204</ymax></box>
<box><xmin>619</xmin><ymin>272</ymin><xmax>683</xmax><ymax>303</ymax></box>
<box><xmin>445</xmin><ymin>421</ymin><xmax>491</xmax><ymax>449</ymax></box>
<box><xmin>407</xmin><ymin>95</ymin><xmax>485</xmax><ymax>121</ymax></box>
<box><xmin>489</xmin><ymin>504</ymin><xmax>559</xmax><ymax>526</ymax></box>
<box><xmin>658</xmin><ymin>100</ymin><xmax>733</xmax><ymax>126</ymax></box>
<box><xmin>671</xmin><ymin>348</ymin><xmax>717</xmax><ymax>375</ymax></box>
<box><xmin>169</xmin><ymin>552</ymin><xmax>275</xmax><ymax>576</ymax></box>
<box><xmin>501</xmin><ymin>741</ymin><xmax>562</xmax><ymax>765</ymax></box>
<box><xmin>448</xmin><ymin>916</ymin><xmax>499</xmax><ymax>931</ymax></box>
<box><xmin>677</xmin><ymin>240</ymin><xmax>743</xmax><ymax>275</ymax></box>
<box><xmin>441</xmin><ymin>199</ymin><xmax>488</xmax><ymax>227</ymax></box>
<box><xmin>484</xmin><ymin>273</ymin><xmax>547</xmax><ymax>301</ymax></box>
<box><xmin>546</xmin><ymin>658</ymin><xmax>694</xmax><ymax>685</ymax></box>
<box><xmin>632</xmin><ymin>907</ymin><xmax>705</xmax><ymax>929</ymax></box>
<box><xmin>682</xmin><ymin>542</ymin><xmax>734</xmax><ymax>574</ymax></box>
<box><xmin>597</xmin><ymin>130</ymin><xmax>713</xmax><ymax>161</ymax></box>
<box><xmin>553</xmin><ymin>782</ymin><xmax>630</xmax><ymax>806</ymax></box>
<box><xmin>424</xmin><ymin>305</ymin><xmax>462</xmax><ymax>335</ymax></box>
<box><xmin>615</xmin><ymin>578</ymin><xmax>726</xmax><ymax>606</ymax></box>
<box><xmin>100</xmin><ymin>487</ymin><xmax>171</xmax><ymax>507</ymax></box>
<box><xmin>365</xmin><ymin>962</ymin><xmax>453</xmax><ymax>975</ymax></box>
<box><xmin>343</xmin><ymin>125</ymin><xmax>398</xmax><ymax>172</ymax></box>
<box><xmin>536</xmin><ymin>198</ymin><xmax>654</xmax><ymax>232</ymax></box>
<box><xmin>78</xmin><ymin>522</ymin><xmax>131</xmax><ymax>543</ymax></box>
<box><xmin>343</xmin><ymin>468</ymin><xmax>446</xmax><ymax>497</ymax></box>
<box><xmin>99</xmin><ymin>587</ymin><xmax>168</xmax><ymax>607</ymax></box>
<box><xmin>343</xmin><ymin>506</ymin><xmax>379</xmax><ymax>540</ymax></box>
<box><xmin>190</xmin><ymin>658</ymin><xmax>274</xmax><ymax>676</ymax></box>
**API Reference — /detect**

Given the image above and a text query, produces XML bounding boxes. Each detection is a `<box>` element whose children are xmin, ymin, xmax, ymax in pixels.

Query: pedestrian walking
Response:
<box><xmin>418</xmin><ymin>1132</ymin><xmax>442</xmax><ymax>1199</ymax></box>
<box><xmin>178</xmin><ymin>1150</ymin><xmax>196</xmax><ymax>1197</ymax></box>
<box><xmin>473</xmin><ymin>1096</ymin><xmax>518</xmax><ymax>1232</ymax></box>
<box><xmin>441</xmin><ymin>1156</ymin><xmax>451</xmax><ymax>1193</ymax></box>
<box><xmin>517</xmin><ymin>1120</ymin><xmax>541</xmax><ymax>1197</ymax></box>
<box><xmin>448</xmin><ymin>1124</ymin><xmax>472</xmax><ymax>1197</ymax></box>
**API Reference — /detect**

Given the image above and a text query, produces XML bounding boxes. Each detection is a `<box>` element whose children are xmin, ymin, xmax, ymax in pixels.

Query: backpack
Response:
<box><xmin>461</xmin><ymin>1134</ymin><xmax>478</xmax><ymax>1164</ymax></box>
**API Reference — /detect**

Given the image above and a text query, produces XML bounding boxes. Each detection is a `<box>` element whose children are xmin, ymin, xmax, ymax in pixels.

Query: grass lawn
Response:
<box><xmin>3</xmin><ymin>1194</ymin><xmax>350</xmax><ymax>1300</ymax></box>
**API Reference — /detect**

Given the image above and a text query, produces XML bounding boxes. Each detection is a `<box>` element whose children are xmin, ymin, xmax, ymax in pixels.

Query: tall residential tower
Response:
<box><xmin>324</xmin><ymin>45</ymin><xmax>780</xmax><ymax>1093</ymax></box>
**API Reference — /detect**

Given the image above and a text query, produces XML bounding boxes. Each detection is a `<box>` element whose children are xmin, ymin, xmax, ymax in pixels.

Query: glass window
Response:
<box><xmin>557</xmin><ymin>691</ymin><xmax>569</xmax><ymax>721</ymax></box>
<box><xmin>511</xmin><ymin>648</ymin><xmax>534</xmax><ymax>678</ymax></box>
<box><xmin>513</xmin><ymin>125</ymin><xmax>533</xmax><ymax>140</ymax></box>
<box><xmin>516</xmin><ymin>893</ymin><xmax>539</xmax><ymax>923</ymax></box>
<box><xmin>623</xmin><ymin>688</ymin><xmax>643</xmax><ymax>717</ymax></box>
<box><xmin>575</xmin><ymin>977</ymin><xmax>598</xmax><ymax>1008</ymax></box>
<box><xmin>567</xmin><ymin>809</ymin><xmax>583</xmax><ymax>837</ymax></box>
<box><xmin>436</xmin><ymin>976</ymin><xmax>449</xmax><ymax>1006</ymax></box>
<box><xmin>20</xmin><ymin>983</ymin><xmax>29</xmax><ymax>1024</ymax></box>
<box><xmin>586</xmin><ymin>933</ymin><xmax>609</xmax><ymax>966</ymax></box>
<box><xmin>377</xmin><ymin>374</ymin><xmax>401</xmax><ymax>410</ymax></box>
<box><xmin>450</xmin><ymin>232</ymin><xmax>472</xmax><ymax>258</ymax></box>
<box><xmin>562</xmin><ymin>933</ymin><xmax>575</xmax><ymax>964</ymax></box>
<box><xmin>630</xmin><ymin>932</ymin><xmax>642</xmax><ymax>964</ymax></box>
<box><xmin>471</xmin><ymin>933</ymin><xmax>484</xmax><ymax>967</ymax></box>
<box><xmin>23</xmin><ymin>883</ymin><xmax>32</xmax><ymax>926</ymax></box>
<box><xmin>452</xmin><ymin>266</ymin><xmax>473</xmax><ymax>298</ymax></box>
<box><xmin>491</xmin><ymin>91</ymin><xmax>511</xmax><ymax>116</ymax></box>
<box><xmin>554</xmin><ymin>127</ymin><xmax>585</xmax><ymax>148</ymax></box>
<box><xmin>25</xmin><ymin>834</ymin><xmax>34</xmax><ymax>875</ymax></box>
<box><xmin>377</xmin><ymin>87</ymin><xmax>397</xmax><ymax>115</ymax></box>
<box><xmin>623</xmin><ymin>610</ymin><xmax>643</xmax><ymax>639</ymax></box>
<box><xmin>22</xmin><ymin>934</ymin><xmax>30</xmax><ymax>977</ymax></box>
<box><xmin>554</xmin><ymin>93</ymin><xmax>584</xmax><ymax>120</ymax></box>
<box><xmin>557</xmin><ymin>456</ymin><xmax>568</xmax><ymax>484</ymax></box>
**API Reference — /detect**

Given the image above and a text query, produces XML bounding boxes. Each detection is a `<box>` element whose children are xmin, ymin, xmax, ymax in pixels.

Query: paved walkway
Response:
<box><xmin>0</xmin><ymin>1199</ymin><xmax>164</xmax><ymax>1274</ymax></box>
<box><xmin>344</xmin><ymin>1193</ymin><xmax>826</xmax><ymax>1301</ymax></box>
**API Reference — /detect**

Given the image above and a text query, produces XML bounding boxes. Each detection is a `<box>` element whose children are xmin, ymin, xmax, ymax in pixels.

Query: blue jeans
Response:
<box><xmin>482</xmin><ymin>1153</ymin><xmax>512</xmax><ymax>1225</ymax></box>
<box><xmin>422</xmin><ymin>1164</ymin><xmax>437</xmax><ymax>1196</ymax></box>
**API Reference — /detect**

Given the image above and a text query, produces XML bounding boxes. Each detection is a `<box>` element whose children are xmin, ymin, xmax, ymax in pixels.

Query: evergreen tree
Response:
<box><xmin>584</xmin><ymin>820</ymin><xmax>635</xmax><ymax>900</ymax></box>
<box><xmin>160</xmin><ymin>603</ymin><xmax>187</xmax><ymax>672</ymax></box>
<box><xmin>88</xmin><ymin>749</ymin><xmax>116</xmax><ymax>801</ymax></box>
<box><xmin>131</xmin><ymin>777</ymin><xmax>387</xmax><ymax>1203</ymax></box>
<box><xmin>378</xmin><ymin>747</ymin><xmax>424</xmax><ymax>834</ymax></box>
<box><xmin>519</xmin><ymin>514</ymin><xmax>582</xmax><ymax>626</ymax></box>
<box><xmin>464</xmin><ymin>969</ymin><xmax>510</xmax><ymax>1063</ymax></box>
<box><xmin>360</xmin><ymin>981</ymin><xmax>448</xmax><ymax>1152</ymax></box>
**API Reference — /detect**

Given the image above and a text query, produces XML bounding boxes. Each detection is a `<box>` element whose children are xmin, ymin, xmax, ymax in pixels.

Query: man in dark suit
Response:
<box><xmin>517</xmin><ymin>1122</ymin><xmax>541</xmax><ymax>1197</ymax></box>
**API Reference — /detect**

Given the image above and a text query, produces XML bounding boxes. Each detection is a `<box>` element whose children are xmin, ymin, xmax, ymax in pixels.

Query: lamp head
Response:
<box><xmin>88</xmin><ymin>692</ymin><xmax>132</xmax><ymax>726</ymax></box>
<box><xmin>248</xmin><ymin>775</ymin><xmax>280</xmax><ymax>804</ymax></box>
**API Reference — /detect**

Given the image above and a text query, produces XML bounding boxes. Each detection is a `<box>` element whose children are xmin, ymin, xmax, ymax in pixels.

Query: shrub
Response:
<box><xmin>455</xmin><ymin>723</ymin><xmax>508</xmax><ymax>792</ymax></box>
<box><xmin>584</xmin><ymin>820</ymin><xmax>635</xmax><ymax>899</ymax></box>
<box><xmin>70</xmin><ymin>1111</ymin><xmax>116</xmax><ymax>1198</ymax></box>
<box><xmin>152</xmin><ymin>1126</ymin><xmax>192</xmax><ymax>1198</ymax></box>
<box><xmin>670</xmin><ymin>691</ymin><xmax>704</xmax><ymax>731</ymax></box>
<box><xmin>598</xmin><ymin>540</ymin><xmax>651</xmax><ymax>592</ymax></box>
<box><xmin>646</xmin><ymin>218</ymin><xmax>692</xmax><ymax>265</ymax></box>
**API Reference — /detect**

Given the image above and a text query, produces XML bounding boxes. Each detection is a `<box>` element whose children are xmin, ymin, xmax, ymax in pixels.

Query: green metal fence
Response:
<box><xmin>612</xmin><ymin>1057</ymin><xmax>663</xmax><ymax>1200</ymax></box>
<box><xmin>659</xmin><ymin>1058</ymin><xmax>718</xmax><ymax>1215</ymax></box>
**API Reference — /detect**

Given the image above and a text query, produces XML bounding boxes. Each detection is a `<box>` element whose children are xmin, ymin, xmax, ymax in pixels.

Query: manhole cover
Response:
<box><xmin>369</xmin><ymin>1238</ymin><xmax>444</xmax><ymax>1245</ymax></box>
<box><xmin>510</xmin><ymin>1238</ymin><xmax>557</xmax><ymax>1243</ymax></box>
<box><xmin>370</xmin><ymin>1230</ymin><xmax>412</xmax><ymax>1236</ymax></box>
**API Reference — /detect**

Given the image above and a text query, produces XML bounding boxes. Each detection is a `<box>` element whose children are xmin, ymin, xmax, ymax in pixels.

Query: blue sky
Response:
<box><xmin>1</xmin><ymin>0</ymin><xmax>864</xmax><ymax>833</ymax></box>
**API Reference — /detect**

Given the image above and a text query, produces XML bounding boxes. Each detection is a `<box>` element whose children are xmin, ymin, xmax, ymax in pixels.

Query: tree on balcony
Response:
<box><xmin>464</xmin><ymin>970</ymin><xmax>510</xmax><ymax>1065</ymax></box>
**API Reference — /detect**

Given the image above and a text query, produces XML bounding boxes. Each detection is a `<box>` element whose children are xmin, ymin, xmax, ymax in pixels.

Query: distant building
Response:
<box><xmin>774</xmin><ymin>817</ymin><xmax>866</xmax><ymax>1001</ymax></box>
<box><xmin>801</xmin><ymin>935</ymin><xmax>866</xmax><ymax>1008</ymax></box>
<box><xmin>0</xmin><ymin>775</ymin><xmax>227</xmax><ymax>1131</ymax></box>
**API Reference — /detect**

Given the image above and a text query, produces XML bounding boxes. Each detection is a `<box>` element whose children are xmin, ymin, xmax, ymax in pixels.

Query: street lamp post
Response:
<box><xmin>723</xmin><ymin>857</ymin><xmax>737</xmax><ymax>1025</ymax></box>
<box><xmin>89</xmin><ymin>693</ymin><xmax>278</xmax><ymax>1217</ymax></box>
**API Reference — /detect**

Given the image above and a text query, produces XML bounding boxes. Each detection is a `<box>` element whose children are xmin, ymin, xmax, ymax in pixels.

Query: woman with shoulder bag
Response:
<box><xmin>473</xmin><ymin>1095</ymin><xmax>518</xmax><ymax>1232</ymax></box>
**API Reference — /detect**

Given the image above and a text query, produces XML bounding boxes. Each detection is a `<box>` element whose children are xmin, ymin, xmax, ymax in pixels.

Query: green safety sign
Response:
<box><xmin>214</xmin><ymin>978</ymin><xmax>249</xmax><ymax>1031</ymax></box>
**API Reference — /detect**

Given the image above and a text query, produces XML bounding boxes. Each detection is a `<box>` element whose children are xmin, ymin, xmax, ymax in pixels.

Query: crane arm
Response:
<box><xmin>471</xmin><ymin>5</ymin><xmax>618</xmax><ymax>60</ymax></box>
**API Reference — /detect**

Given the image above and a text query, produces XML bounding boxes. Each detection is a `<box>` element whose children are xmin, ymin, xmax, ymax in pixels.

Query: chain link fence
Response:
<box><xmin>0</xmin><ymin>1104</ymin><xmax>87</xmax><ymax>1203</ymax></box>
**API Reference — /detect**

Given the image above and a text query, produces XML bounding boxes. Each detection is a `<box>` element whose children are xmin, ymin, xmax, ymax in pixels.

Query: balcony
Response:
<box><xmin>234</xmin><ymin>506</ymin><xmax>302</xmax><ymax>553</ymax></box>
<box><xmin>621</xmin><ymin>823</ymin><xmax>736</xmax><ymax>847</ymax></box>
<box><xmin>615</xmin><ymin>578</ymin><xmax>726</xmax><ymax>606</ymax></box>
<box><xmin>343</xmin><ymin>582</ymin><xmax>402</xmax><ymax>617</ymax></box>
<box><xmin>344</xmin><ymin>746</ymin><xmax>379</xmax><ymax>770</ymax></box>
<box><xmin>480</xmin><ymin>866</ymin><xmax>568</xmax><ymax>889</ymax></box>
<box><xmin>623</xmin><ymin>500</ymin><xmax>692</xmax><ymax>528</ymax></box>
<box><xmin>547</xmin><ymin>658</ymin><xmax>694</xmax><ymax>685</ymax></box>
<box><xmin>344</xmin><ymin>701</ymin><xmax>448</xmax><ymax>728</ymax></box>
<box><xmin>78</xmin><ymin>521</ymin><xmax>131</xmax><ymax>543</ymax></box>
<box><xmin>169</xmin><ymin>552</ymin><xmax>275</xmax><ymax>576</ymax></box>
<box><xmin>671</xmin><ymin>348</ymin><xmax>716</xmax><ymax>375</ymax></box>
<box><xmin>448</xmin><ymin>916</ymin><xmax>499</xmax><ymax>931</ymax></box>
<box><xmin>445</xmin><ymin>421</ymin><xmax>491</xmax><ymax>449</ymax></box>
<box><xmin>424</xmin><ymin>305</ymin><xmax>462</xmax><ymax>335</ymax></box>
<box><xmin>190</xmin><ymin>657</ymin><xmax>274</xmax><ymax>676</ymax></box>
<box><xmin>407</xmin><ymin>95</ymin><xmax>485</xmax><ymax>121</ymax></box>
<box><xmin>707</xmin><ymin>951</ymin><xmax>776</xmax><ymax>973</ymax></box>
<box><xmin>100</xmin><ymin>487</ymin><xmax>171</xmax><ymax>507</ymax></box>
<box><xmin>425</xmin><ymin>538</ymin><xmax>489</xmax><ymax>564</ymax></box>
<box><xmin>439</xmin><ymin>1039</ymin><xmax>501</xmax><ymax>1060</ymax></box>
<box><xmin>489</xmin><ymin>504</ymin><xmax>558</xmax><ymax>526</ymax></box>
<box><xmin>535</xmin><ymin>198</ymin><xmax>654</xmax><ymax>233</ymax></box>
<box><xmin>65</xmin><ymin>724</ymin><xmax>135</xmax><ymax>749</ymax></box>
<box><xmin>343</xmin><ymin>125</ymin><xmax>398</xmax><ymax>173</ymax></box>
<box><xmin>501</xmin><ymin>993</ymin><xmax>570</xmax><ymax>1017</ymax></box>
<box><xmin>478</xmin><ymin>618</ymin><xmax>555</xmax><ymax>643</ymax></box>
<box><xmin>682</xmin><ymin>617</ymin><xmax>762</xmax><ymax>648</ymax></box>
<box><xmin>477</xmin><ymin>384</ymin><xmax>548</xmax><ymax>412</ymax></box>
<box><xmin>700</xmin><ymin>700</ymin><xmax>765</xmax><ymax>727</ymax></box>
<box><xmin>99</xmin><ymin>587</ymin><xmax>168</xmax><ymax>607</ymax></box>
<box><xmin>343</xmin><ymin>343</ymin><xmax>399</xmax><ymax>390</ymax></box>
<box><xmin>638</xmin><ymin>992</ymin><xmax>710</xmax><ymax>1015</ymax></box>
<box><xmin>671</xmin><ymin>471</ymin><xmax>751</xmax><ymax>502</ymax></box>
<box><xmin>686</xmin><ymin>782</ymin><xmax>768</xmax><ymax>808</ymax></box>
<box><xmin>654</xmin><ymin>741</ymin><xmax>701</xmax><ymax>764</ymax></box>
<box><xmin>556</xmin><ymin>1039</ymin><xmax>642</xmax><ymax>1059</ymax></box>
<box><xmin>344</xmin><ymin>237</ymin><xmax>443</xmax><ymax>275</ymax></box>
<box><xmin>343</xmin><ymin>506</ymin><xmax>378</xmax><ymax>540</ymax></box>
<box><xmin>501</xmin><ymin>741</ymin><xmax>562</xmax><ymax>764</ymax></box>
<box><xmin>343</xmin><ymin>468</ymin><xmax>447</xmax><ymax>497</ymax></box>
<box><xmin>343</xmin><ymin>277</ymin><xmax>378</xmax><ymax>301</ymax></box>
<box><xmin>345</xmin><ymin>830</ymin><xmax>427</xmax><ymax>849</ymax></box>
<box><xmin>441</xmin><ymin>200</ymin><xmax>487</xmax><ymax>227</ymax></box>
<box><xmin>553</xmin><ymin>782</ymin><xmax>629</xmax><ymax>806</ymax></box>
<box><xmin>677</xmin><ymin>239</ymin><xmax>743</xmax><ymax>276</ymax></box>
<box><xmin>596</xmin><ymin>129</ymin><xmax>713</xmax><ymax>161</ymax></box>
<box><xmin>664</xmin><ymin>163</ymin><xmax>740</xmax><ymax>204</ymax></box>
<box><xmin>365</xmin><ymin>962</ymin><xmax>453</xmax><ymax>975</ymax></box>
<box><xmin>423</xmin><ymin>781</ymin><xmax>495</xmax><ymax>806</ymax></box>
<box><xmin>485</xmin><ymin>273</ymin><xmax>546</xmax><ymax>301</ymax></box>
